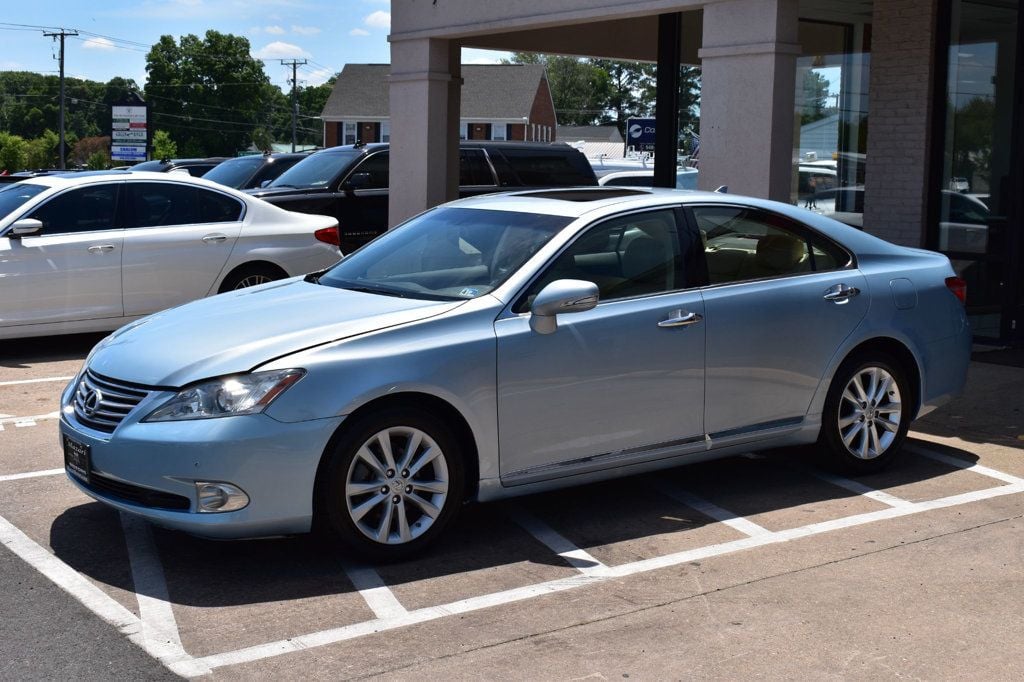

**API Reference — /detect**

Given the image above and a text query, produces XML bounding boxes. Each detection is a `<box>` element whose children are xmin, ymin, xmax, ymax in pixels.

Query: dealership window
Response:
<box><xmin>792</xmin><ymin>18</ymin><xmax>871</xmax><ymax>230</ymax></box>
<box><xmin>380</xmin><ymin>121</ymin><xmax>390</xmax><ymax>143</ymax></box>
<box><xmin>491</xmin><ymin>123</ymin><xmax>506</xmax><ymax>141</ymax></box>
<box><xmin>932</xmin><ymin>0</ymin><xmax>1020</xmax><ymax>340</ymax></box>
<box><xmin>343</xmin><ymin>122</ymin><xmax>357</xmax><ymax>145</ymax></box>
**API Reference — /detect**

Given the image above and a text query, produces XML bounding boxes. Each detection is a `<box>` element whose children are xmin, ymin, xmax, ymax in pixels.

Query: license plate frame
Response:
<box><xmin>63</xmin><ymin>434</ymin><xmax>92</xmax><ymax>484</ymax></box>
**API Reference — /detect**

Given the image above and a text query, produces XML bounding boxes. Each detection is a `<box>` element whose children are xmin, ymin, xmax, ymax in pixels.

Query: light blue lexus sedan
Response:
<box><xmin>60</xmin><ymin>188</ymin><xmax>970</xmax><ymax>560</ymax></box>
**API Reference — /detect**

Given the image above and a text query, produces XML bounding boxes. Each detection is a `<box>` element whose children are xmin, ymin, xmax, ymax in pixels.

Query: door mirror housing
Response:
<box><xmin>529</xmin><ymin>279</ymin><xmax>599</xmax><ymax>334</ymax></box>
<box><xmin>7</xmin><ymin>218</ymin><xmax>43</xmax><ymax>238</ymax></box>
<box><xmin>345</xmin><ymin>172</ymin><xmax>373</xmax><ymax>193</ymax></box>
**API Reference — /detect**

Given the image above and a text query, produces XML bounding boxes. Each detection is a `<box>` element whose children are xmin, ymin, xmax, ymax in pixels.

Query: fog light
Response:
<box><xmin>195</xmin><ymin>482</ymin><xmax>249</xmax><ymax>513</ymax></box>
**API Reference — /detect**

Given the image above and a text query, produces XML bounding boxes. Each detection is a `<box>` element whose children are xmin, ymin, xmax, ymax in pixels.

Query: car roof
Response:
<box><xmin>17</xmin><ymin>170</ymin><xmax>246</xmax><ymax>191</ymax></box>
<box><xmin>446</xmin><ymin>187</ymin><xmax>722</xmax><ymax>218</ymax></box>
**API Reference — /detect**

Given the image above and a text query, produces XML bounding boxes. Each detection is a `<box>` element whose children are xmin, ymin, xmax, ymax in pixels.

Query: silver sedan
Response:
<box><xmin>59</xmin><ymin>188</ymin><xmax>971</xmax><ymax>560</ymax></box>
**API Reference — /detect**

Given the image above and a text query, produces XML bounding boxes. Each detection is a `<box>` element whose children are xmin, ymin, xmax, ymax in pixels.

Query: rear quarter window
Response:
<box><xmin>493</xmin><ymin>149</ymin><xmax>595</xmax><ymax>187</ymax></box>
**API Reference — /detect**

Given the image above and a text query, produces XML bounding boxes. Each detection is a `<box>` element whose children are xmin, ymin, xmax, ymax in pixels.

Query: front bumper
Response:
<box><xmin>59</xmin><ymin>396</ymin><xmax>344</xmax><ymax>538</ymax></box>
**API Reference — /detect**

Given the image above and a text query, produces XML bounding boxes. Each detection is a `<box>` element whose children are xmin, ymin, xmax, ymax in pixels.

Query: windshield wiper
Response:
<box><xmin>342</xmin><ymin>285</ymin><xmax>410</xmax><ymax>298</ymax></box>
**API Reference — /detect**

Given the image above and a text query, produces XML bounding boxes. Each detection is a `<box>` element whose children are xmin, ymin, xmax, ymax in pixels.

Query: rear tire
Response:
<box><xmin>819</xmin><ymin>353</ymin><xmax>912</xmax><ymax>474</ymax></box>
<box><xmin>218</xmin><ymin>263</ymin><xmax>286</xmax><ymax>293</ymax></box>
<box><xmin>316</xmin><ymin>407</ymin><xmax>465</xmax><ymax>562</ymax></box>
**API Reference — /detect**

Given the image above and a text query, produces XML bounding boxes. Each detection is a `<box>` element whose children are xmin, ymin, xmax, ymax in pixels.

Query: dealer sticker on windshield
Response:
<box><xmin>457</xmin><ymin>287</ymin><xmax>479</xmax><ymax>297</ymax></box>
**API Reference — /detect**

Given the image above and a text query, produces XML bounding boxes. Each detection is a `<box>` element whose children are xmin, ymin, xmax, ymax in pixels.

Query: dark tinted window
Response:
<box><xmin>270</xmin><ymin>150</ymin><xmax>361</xmax><ymax>189</ymax></box>
<box><xmin>691</xmin><ymin>206</ymin><xmax>847</xmax><ymax>284</ymax></box>
<box><xmin>0</xmin><ymin>183</ymin><xmax>47</xmax><ymax>221</ymax></box>
<box><xmin>28</xmin><ymin>184</ymin><xmax>119</xmax><ymax>234</ymax></box>
<box><xmin>125</xmin><ymin>182</ymin><xmax>243</xmax><ymax>227</ymax></box>
<box><xmin>131</xmin><ymin>160</ymin><xmax>167</xmax><ymax>172</ymax></box>
<box><xmin>203</xmin><ymin>157</ymin><xmax>265</xmax><ymax>188</ymax></box>
<box><xmin>459</xmin><ymin>149</ymin><xmax>495</xmax><ymax>186</ymax></box>
<box><xmin>495</xmin><ymin>149</ymin><xmax>593</xmax><ymax>186</ymax></box>
<box><xmin>348</xmin><ymin>152</ymin><xmax>389</xmax><ymax>189</ymax></box>
<box><xmin>185</xmin><ymin>165</ymin><xmax>216</xmax><ymax>177</ymax></box>
<box><xmin>602</xmin><ymin>175</ymin><xmax>653</xmax><ymax>187</ymax></box>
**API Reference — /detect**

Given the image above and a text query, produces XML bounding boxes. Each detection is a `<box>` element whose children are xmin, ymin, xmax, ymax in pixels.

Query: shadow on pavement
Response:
<box><xmin>0</xmin><ymin>333</ymin><xmax>107</xmax><ymax>367</ymax></box>
<box><xmin>48</xmin><ymin>444</ymin><xmax>980</xmax><ymax>609</ymax></box>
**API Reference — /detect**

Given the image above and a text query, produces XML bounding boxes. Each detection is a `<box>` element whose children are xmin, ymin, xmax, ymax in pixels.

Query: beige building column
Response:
<box><xmin>697</xmin><ymin>0</ymin><xmax>800</xmax><ymax>202</ymax></box>
<box><xmin>863</xmin><ymin>0</ymin><xmax>939</xmax><ymax>247</ymax></box>
<box><xmin>388</xmin><ymin>38</ymin><xmax>461</xmax><ymax>227</ymax></box>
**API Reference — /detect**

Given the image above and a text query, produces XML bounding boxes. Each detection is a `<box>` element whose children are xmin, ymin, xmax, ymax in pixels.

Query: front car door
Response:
<box><xmin>688</xmin><ymin>204</ymin><xmax>868</xmax><ymax>437</ymax></box>
<box><xmin>338</xmin><ymin>151</ymin><xmax>389</xmax><ymax>251</ymax></box>
<box><xmin>1</xmin><ymin>183</ymin><xmax>124</xmax><ymax>327</ymax></box>
<box><xmin>120</xmin><ymin>181</ymin><xmax>243</xmax><ymax>316</ymax></box>
<box><xmin>495</xmin><ymin>207</ymin><xmax>707</xmax><ymax>483</ymax></box>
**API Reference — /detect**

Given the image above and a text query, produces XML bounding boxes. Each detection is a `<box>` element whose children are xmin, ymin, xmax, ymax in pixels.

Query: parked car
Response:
<box><xmin>0</xmin><ymin>168</ymin><xmax>85</xmax><ymax>184</ymax></box>
<box><xmin>0</xmin><ymin>171</ymin><xmax>341</xmax><ymax>340</ymax></box>
<box><xmin>246</xmin><ymin>141</ymin><xmax>597</xmax><ymax>253</ymax></box>
<box><xmin>60</xmin><ymin>187</ymin><xmax>969</xmax><ymax>560</ymax></box>
<box><xmin>131</xmin><ymin>157</ymin><xmax>229</xmax><ymax>177</ymax></box>
<box><xmin>203</xmin><ymin>152</ymin><xmax>310</xmax><ymax>190</ymax></box>
<box><xmin>597</xmin><ymin>168</ymin><xmax>698</xmax><ymax>190</ymax></box>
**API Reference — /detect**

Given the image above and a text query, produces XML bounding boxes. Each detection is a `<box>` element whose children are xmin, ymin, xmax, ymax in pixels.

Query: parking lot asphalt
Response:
<box><xmin>0</xmin><ymin>334</ymin><xmax>1022</xmax><ymax>680</ymax></box>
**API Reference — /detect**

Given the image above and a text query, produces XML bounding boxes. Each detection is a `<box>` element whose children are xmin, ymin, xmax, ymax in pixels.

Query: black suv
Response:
<box><xmin>202</xmin><ymin>152</ymin><xmax>311</xmax><ymax>190</ymax></box>
<box><xmin>131</xmin><ymin>157</ymin><xmax>229</xmax><ymax>177</ymax></box>
<box><xmin>245</xmin><ymin>142</ymin><xmax>597</xmax><ymax>252</ymax></box>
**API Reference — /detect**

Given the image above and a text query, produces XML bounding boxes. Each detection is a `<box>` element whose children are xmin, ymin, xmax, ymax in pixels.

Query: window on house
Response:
<box><xmin>343</xmin><ymin>122</ymin><xmax>357</xmax><ymax>146</ymax></box>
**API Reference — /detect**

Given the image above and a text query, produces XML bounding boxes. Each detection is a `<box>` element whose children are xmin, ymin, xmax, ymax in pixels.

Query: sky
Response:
<box><xmin>1</xmin><ymin>0</ymin><xmax>507</xmax><ymax>92</ymax></box>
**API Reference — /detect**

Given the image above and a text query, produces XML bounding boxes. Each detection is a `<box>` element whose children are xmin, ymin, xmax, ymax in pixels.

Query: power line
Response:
<box><xmin>42</xmin><ymin>28</ymin><xmax>78</xmax><ymax>169</ymax></box>
<box><xmin>280</xmin><ymin>59</ymin><xmax>307</xmax><ymax>152</ymax></box>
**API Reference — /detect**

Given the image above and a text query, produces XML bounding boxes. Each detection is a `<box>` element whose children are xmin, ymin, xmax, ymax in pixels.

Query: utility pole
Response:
<box><xmin>280</xmin><ymin>59</ymin><xmax>307</xmax><ymax>152</ymax></box>
<box><xmin>43</xmin><ymin>28</ymin><xmax>79</xmax><ymax>170</ymax></box>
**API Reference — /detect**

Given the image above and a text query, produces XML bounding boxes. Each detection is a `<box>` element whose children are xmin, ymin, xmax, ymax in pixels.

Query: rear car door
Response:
<box><xmin>688</xmin><ymin>204</ymin><xmax>868</xmax><ymax>436</ymax></box>
<box><xmin>3</xmin><ymin>183</ymin><xmax>124</xmax><ymax>326</ymax></box>
<box><xmin>121</xmin><ymin>181</ymin><xmax>244</xmax><ymax>316</ymax></box>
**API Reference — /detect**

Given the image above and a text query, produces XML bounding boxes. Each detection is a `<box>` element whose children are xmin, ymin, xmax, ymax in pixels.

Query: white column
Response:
<box><xmin>388</xmin><ymin>38</ymin><xmax>461</xmax><ymax>227</ymax></box>
<box><xmin>697</xmin><ymin>0</ymin><xmax>799</xmax><ymax>202</ymax></box>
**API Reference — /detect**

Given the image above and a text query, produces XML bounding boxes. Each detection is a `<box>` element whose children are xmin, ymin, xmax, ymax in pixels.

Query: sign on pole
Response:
<box><xmin>626</xmin><ymin>117</ymin><xmax>656</xmax><ymax>152</ymax></box>
<box><xmin>111</xmin><ymin>103</ymin><xmax>149</xmax><ymax>162</ymax></box>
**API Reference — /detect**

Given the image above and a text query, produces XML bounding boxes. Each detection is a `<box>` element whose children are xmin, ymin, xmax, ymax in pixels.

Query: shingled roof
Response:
<box><xmin>321</xmin><ymin>63</ymin><xmax>548</xmax><ymax>120</ymax></box>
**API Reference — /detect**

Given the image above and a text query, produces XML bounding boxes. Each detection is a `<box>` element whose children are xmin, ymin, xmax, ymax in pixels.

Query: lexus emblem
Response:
<box><xmin>82</xmin><ymin>387</ymin><xmax>103</xmax><ymax>418</ymax></box>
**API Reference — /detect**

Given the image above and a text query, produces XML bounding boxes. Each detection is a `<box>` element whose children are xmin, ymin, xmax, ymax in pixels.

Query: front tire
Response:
<box><xmin>317</xmin><ymin>408</ymin><xmax>465</xmax><ymax>561</ymax></box>
<box><xmin>819</xmin><ymin>353</ymin><xmax>912</xmax><ymax>473</ymax></box>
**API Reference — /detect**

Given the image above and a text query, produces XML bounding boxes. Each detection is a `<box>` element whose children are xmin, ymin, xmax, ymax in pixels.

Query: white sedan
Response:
<box><xmin>0</xmin><ymin>171</ymin><xmax>342</xmax><ymax>340</ymax></box>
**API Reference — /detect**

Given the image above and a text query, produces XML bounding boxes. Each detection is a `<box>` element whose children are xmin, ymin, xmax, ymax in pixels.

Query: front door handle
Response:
<box><xmin>823</xmin><ymin>283</ymin><xmax>860</xmax><ymax>304</ymax></box>
<box><xmin>87</xmin><ymin>244</ymin><xmax>115</xmax><ymax>253</ymax></box>
<box><xmin>202</xmin><ymin>234</ymin><xmax>228</xmax><ymax>243</ymax></box>
<box><xmin>658</xmin><ymin>310</ymin><xmax>703</xmax><ymax>328</ymax></box>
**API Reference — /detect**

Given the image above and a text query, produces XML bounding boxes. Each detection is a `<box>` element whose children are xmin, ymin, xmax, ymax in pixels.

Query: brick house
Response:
<box><xmin>320</xmin><ymin>63</ymin><xmax>557</xmax><ymax>148</ymax></box>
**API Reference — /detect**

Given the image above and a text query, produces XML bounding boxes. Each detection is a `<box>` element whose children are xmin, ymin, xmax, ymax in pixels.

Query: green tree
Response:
<box><xmin>86</xmin><ymin>150</ymin><xmax>110</xmax><ymax>170</ymax></box>
<box><xmin>145</xmin><ymin>31</ymin><xmax>275</xmax><ymax>155</ymax></box>
<box><xmin>0</xmin><ymin>132</ymin><xmax>28</xmax><ymax>172</ymax></box>
<box><xmin>799</xmin><ymin>70</ymin><xmax>831</xmax><ymax>124</ymax></box>
<box><xmin>71</xmin><ymin>135</ymin><xmax>111</xmax><ymax>166</ymax></box>
<box><xmin>151</xmin><ymin>129</ymin><xmax>178</xmax><ymax>160</ymax></box>
<box><xmin>505</xmin><ymin>53</ymin><xmax>610</xmax><ymax>126</ymax></box>
<box><xmin>24</xmin><ymin>129</ymin><xmax>59</xmax><ymax>168</ymax></box>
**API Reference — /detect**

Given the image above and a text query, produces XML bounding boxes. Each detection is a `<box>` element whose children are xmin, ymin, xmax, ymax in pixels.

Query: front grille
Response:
<box><xmin>86</xmin><ymin>473</ymin><xmax>191</xmax><ymax>511</ymax></box>
<box><xmin>73</xmin><ymin>370</ymin><xmax>151</xmax><ymax>433</ymax></box>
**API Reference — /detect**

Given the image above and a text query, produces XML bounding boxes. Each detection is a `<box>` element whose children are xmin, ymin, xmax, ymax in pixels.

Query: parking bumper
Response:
<box><xmin>58</xmin><ymin>411</ymin><xmax>345</xmax><ymax>538</ymax></box>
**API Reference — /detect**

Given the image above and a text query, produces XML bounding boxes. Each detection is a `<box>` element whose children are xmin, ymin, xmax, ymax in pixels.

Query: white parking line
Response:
<box><xmin>0</xmin><ymin>468</ymin><xmax>65</xmax><ymax>483</ymax></box>
<box><xmin>0</xmin><ymin>512</ymin><xmax>208</xmax><ymax>678</ymax></box>
<box><xmin>193</xmin><ymin>480</ymin><xmax>1024</xmax><ymax>672</ymax></box>
<box><xmin>910</xmin><ymin>445</ymin><xmax>1024</xmax><ymax>485</ymax></box>
<box><xmin>120</xmin><ymin>513</ymin><xmax>190</xmax><ymax>660</ymax></box>
<box><xmin>0</xmin><ymin>411</ymin><xmax>60</xmax><ymax>426</ymax></box>
<box><xmin>341</xmin><ymin>561</ymin><xmax>409</xmax><ymax>619</ymax></box>
<box><xmin>801</xmin><ymin>469</ymin><xmax>913</xmax><ymax>508</ymax></box>
<box><xmin>0</xmin><ymin>376</ymin><xmax>74</xmax><ymax>387</ymax></box>
<box><xmin>652</xmin><ymin>480</ymin><xmax>773</xmax><ymax>537</ymax></box>
<box><xmin>508</xmin><ymin>508</ymin><xmax>609</xmax><ymax>575</ymax></box>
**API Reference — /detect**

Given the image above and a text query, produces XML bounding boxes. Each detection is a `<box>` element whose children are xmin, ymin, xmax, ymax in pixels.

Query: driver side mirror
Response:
<box><xmin>344</xmin><ymin>171</ymin><xmax>372</xmax><ymax>195</ymax></box>
<box><xmin>259</xmin><ymin>179</ymin><xmax>272</xmax><ymax>189</ymax></box>
<box><xmin>529</xmin><ymin>279</ymin><xmax>599</xmax><ymax>334</ymax></box>
<box><xmin>7</xmin><ymin>218</ymin><xmax>43</xmax><ymax>238</ymax></box>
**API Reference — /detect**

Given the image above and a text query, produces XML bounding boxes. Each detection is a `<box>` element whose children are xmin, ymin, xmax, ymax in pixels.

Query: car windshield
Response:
<box><xmin>203</xmin><ymin>157</ymin><xmax>264</xmax><ymax>188</ymax></box>
<box><xmin>0</xmin><ymin>183</ymin><xmax>48</xmax><ymax>222</ymax></box>
<box><xmin>268</xmin><ymin>150</ymin><xmax>361</xmax><ymax>189</ymax></box>
<box><xmin>316</xmin><ymin>207</ymin><xmax>572</xmax><ymax>301</ymax></box>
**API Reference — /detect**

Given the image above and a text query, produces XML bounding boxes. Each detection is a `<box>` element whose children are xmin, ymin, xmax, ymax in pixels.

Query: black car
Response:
<box><xmin>202</xmin><ymin>152</ymin><xmax>311</xmax><ymax>190</ymax></box>
<box><xmin>245</xmin><ymin>141</ymin><xmax>598</xmax><ymax>252</ymax></box>
<box><xmin>131</xmin><ymin>157</ymin><xmax>229</xmax><ymax>177</ymax></box>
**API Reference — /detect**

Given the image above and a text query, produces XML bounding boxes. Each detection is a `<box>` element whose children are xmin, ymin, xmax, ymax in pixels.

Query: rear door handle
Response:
<box><xmin>823</xmin><ymin>283</ymin><xmax>860</xmax><ymax>304</ymax></box>
<box><xmin>87</xmin><ymin>244</ymin><xmax>115</xmax><ymax>253</ymax></box>
<box><xmin>658</xmin><ymin>310</ymin><xmax>703</xmax><ymax>328</ymax></box>
<box><xmin>202</xmin><ymin>234</ymin><xmax>228</xmax><ymax>243</ymax></box>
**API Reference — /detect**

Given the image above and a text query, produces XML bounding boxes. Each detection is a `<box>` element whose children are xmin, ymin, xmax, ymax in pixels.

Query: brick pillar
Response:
<box><xmin>863</xmin><ymin>0</ymin><xmax>939</xmax><ymax>246</ymax></box>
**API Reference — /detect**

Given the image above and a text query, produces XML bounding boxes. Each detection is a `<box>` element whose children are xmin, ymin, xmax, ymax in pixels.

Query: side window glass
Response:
<box><xmin>521</xmin><ymin>209</ymin><xmax>684</xmax><ymax>310</ymax></box>
<box><xmin>127</xmin><ymin>183</ymin><xmax>242</xmax><ymax>228</ymax></box>
<box><xmin>693</xmin><ymin>206</ymin><xmax>845</xmax><ymax>284</ymax></box>
<box><xmin>459</xmin><ymin>149</ymin><xmax>495</xmax><ymax>186</ymax></box>
<box><xmin>498</xmin><ymin>149</ymin><xmax>589</xmax><ymax>186</ymax></box>
<box><xmin>28</xmin><ymin>185</ymin><xmax>119</xmax><ymax>235</ymax></box>
<box><xmin>349</xmin><ymin>152</ymin><xmax>389</xmax><ymax>189</ymax></box>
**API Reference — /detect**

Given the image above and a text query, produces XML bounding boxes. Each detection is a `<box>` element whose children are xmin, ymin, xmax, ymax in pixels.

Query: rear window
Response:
<box><xmin>493</xmin><ymin>149</ymin><xmax>595</xmax><ymax>187</ymax></box>
<box><xmin>0</xmin><ymin>183</ymin><xmax>47</xmax><ymax>221</ymax></box>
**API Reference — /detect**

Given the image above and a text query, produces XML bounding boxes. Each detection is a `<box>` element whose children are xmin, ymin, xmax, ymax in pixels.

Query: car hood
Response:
<box><xmin>87</xmin><ymin>279</ymin><xmax>463</xmax><ymax>387</ymax></box>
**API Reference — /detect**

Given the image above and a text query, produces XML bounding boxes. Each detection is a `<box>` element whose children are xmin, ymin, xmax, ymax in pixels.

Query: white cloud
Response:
<box><xmin>265</xmin><ymin>25</ymin><xmax>286</xmax><ymax>35</ymax></box>
<box><xmin>461</xmin><ymin>48</ymin><xmax>511</xmax><ymax>64</ymax></box>
<box><xmin>291</xmin><ymin>25</ymin><xmax>321</xmax><ymax>35</ymax></box>
<box><xmin>82</xmin><ymin>37</ymin><xmax>116</xmax><ymax>51</ymax></box>
<box><xmin>303</xmin><ymin>67</ymin><xmax>334</xmax><ymax>86</ymax></box>
<box><xmin>253</xmin><ymin>41</ymin><xmax>311</xmax><ymax>59</ymax></box>
<box><xmin>349</xmin><ymin>28</ymin><xmax>370</xmax><ymax>37</ymax></box>
<box><xmin>364</xmin><ymin>10</ymin><xmax>390</xmax><ymax>29</ymax></box>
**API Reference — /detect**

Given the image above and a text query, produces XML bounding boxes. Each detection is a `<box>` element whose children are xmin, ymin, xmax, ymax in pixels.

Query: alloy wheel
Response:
<box><xmin>233</xmin><ymin>274</ymin><xmax>273</xmax><ymax>289</ymax></box>
<box><xmin>838</xmin><ymin>366</ymin><xmax>902</xmax><ymax>460</ymax></box>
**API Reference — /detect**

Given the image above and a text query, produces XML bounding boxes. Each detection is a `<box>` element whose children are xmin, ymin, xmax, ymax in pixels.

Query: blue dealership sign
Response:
<box><xmin>626</xmin><ymin>117</ymin><xmax>656</xmax><ymax>151</ymax></box>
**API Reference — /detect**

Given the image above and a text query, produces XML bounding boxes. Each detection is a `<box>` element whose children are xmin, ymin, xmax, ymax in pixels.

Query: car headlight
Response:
<box><xmin>143</xmin><ymin>369</ymin><xmax>305</xmax><ymax>422</ymax></box>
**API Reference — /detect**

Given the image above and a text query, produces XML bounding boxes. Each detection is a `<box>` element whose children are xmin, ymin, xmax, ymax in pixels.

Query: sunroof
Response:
<box><xmin>516</xmin><ymin>188</ymin><xmax>649</xmax><ymax>202</ymax></box>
